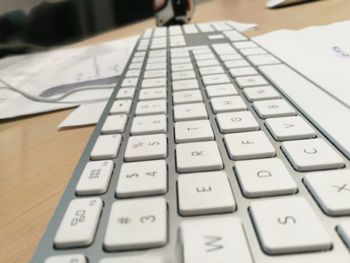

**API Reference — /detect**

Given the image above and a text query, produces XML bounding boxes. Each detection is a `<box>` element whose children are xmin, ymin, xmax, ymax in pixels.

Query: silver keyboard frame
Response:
<box><xmin>31</xmin><ymin>28</ymin><xmax>350</xmax><ymax>263</ymax></box>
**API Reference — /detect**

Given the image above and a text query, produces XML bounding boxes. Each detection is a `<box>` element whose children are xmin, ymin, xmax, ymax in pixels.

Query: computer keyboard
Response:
<box><xmin>32</xmin><ymin>21</ymin><xmax>350</xmax><ymax>263</ymax></box>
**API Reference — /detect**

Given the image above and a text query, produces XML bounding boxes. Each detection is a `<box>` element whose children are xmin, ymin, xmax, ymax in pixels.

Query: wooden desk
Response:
<box><xmin>0</xmin><ymin>0</ymin><xmax>349</xmax><ymax>262</ymax></box>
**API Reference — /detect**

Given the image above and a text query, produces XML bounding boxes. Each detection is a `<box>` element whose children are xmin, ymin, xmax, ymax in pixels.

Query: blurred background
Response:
<box><xmin>0</xmin><ymin>0</ymin><xmax>206</xmax><ymax>56</ymax></box>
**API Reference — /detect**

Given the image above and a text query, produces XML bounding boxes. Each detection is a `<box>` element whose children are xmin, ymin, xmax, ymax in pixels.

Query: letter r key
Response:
<box><xmin>176</xmin><ymin>141</ymin><xmax>223</xmax><ymax>172</ymax></box>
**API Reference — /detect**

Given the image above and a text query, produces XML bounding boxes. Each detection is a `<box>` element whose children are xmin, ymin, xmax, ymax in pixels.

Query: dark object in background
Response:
<box><xmin>26</xmin><ymin>1</ymin><xmax>83</xmax><ymax>46</ymax></box>
<box><xmin>0</xmin><ymin>0</ymin><xmax>197</xmax><ymax>58</ymax></box>
<box><xmin>155</xmin><ymin>0</ymin><xmax>194</xmax><ymax>26</ymax></box>
<box><xmin>0</xmin><ymin>0</ymin><xmax>157</xmax><ymax>57</ymax></box>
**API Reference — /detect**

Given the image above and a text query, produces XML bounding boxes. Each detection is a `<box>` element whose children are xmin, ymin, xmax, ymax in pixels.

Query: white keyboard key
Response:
<box><xmin>45</xmin><ymin>255</ymin><xmax>86</xmax><ymax>263</ymax></box>
<box><xmin>170</xmin><ymin>40</ymin><xmax>185</xmax><ymax>47</ymax></box>
<box><xmin>141</xmin><ymin>77</ymin><xmax>166</xmax><ymax>88</ymax></box>
<box><xmin>121</xmin><ymin>78</ymin><xmax>138</xmax><ymax>87</ymax></box>
<box><xmin>240</xmin><ymin>47</ymin><xmax>267</xmax><ymax>56</ymax></box>
<box><xmin>76</xmin><ymin>160</ymin><xmax>114</xmax><ymax>195</ymax></box>
<box><xmin>176</xmin><ymin>141</ymin><xmax>223</xmax><ymax>172</ymax></box>
<box><xmin>131</xmin><ymin>114</ymin><xmax>167</xmax><ymax>135</ymax></box>
<box><xmin>229</xmin><ymin>66</ymin><xmax>258</xmax><ymax>77</ymax></box>
<box><xmin>233</xmin><ymin>41</ymin><xmax>258</xmax><ymax>49</ymax></box>
<box><xmin>178</xmin><ymin>171</ymin><xmax>236</xmax><ymax>216</ymax></box>
<box><xmin>191</xmin><ymin>48</ymin><xmax>210</xmax><ymax>55</ymax></box>
<box><xmin>134</xmin><ymin>51</ymin><xmax>146</xmax><ymax>57</ymax></box>
<box><xmin>199</xmin><ymin>66</ymin><xmax>224</xmax><ymax>75</ymax></box>
<box><xmin>91</xmin><ymin>134</ymin><xmax>122</xmax><ymax>160</ymax></box>
<box><xmin>304</xmin><ymin>170</ymin><xmax>350</xmax><ymax>216</ymax></box>
<box><xmin>183</xmin><ymin>24</ymin><xmax>199</xmax><ymax>34</ymax></box>
<box><xmin>212</xmin><ymin>43</ymin><xmax>236</xmax><ymax>55</ymax></box>
<box><xmin>153</xmin><ymin>27</ymin><xmax>167</xmax><ymax>37</ymax></box>
<box><xmin>137</xmin><ymin>45</ymin><xmax>148</xmax><ymax>51</ymax></box>
<box><xmin>171</xmin><ymin>51</ymin><xmax>189</xmax><ymax>58</ymax></box>
<box><xmin>169</xmin><ymin>50</ymin><xmax>184</xmax><ymax>55</ymax></box>
<box><xmin>116</xmin><ymin>160</ymin><xmax>167</xmax><ymax>198</ymax></box>
<box><xmin>139</xmin><ymin>42</ymin><xmax>149</xmax><ymax>51</ymax></box>
<box><xmin>125</xmin><ymin>69</ymin><xmax>141</xmax><ymax>77</ymax></box>
<box><xmin>116</xmin><ymin>88</ymin><xmax>135</xmax><ymax>99</ymax></box>
<box><xmin>247</xmin><ymin>54</ymin><xmax>280</xmax><ymax>66</ymax></box>
<box><xmin>171</xmin><ymin>47</ymin><xmax>189</xmax><ymax>53</ymax></box>
<box><xmin>208</xmin><ymin>34</ymin><xmax>225</xmax><ymax>40</ymax></box>
<box><xmin>194</xmin><ymin>53</ymin><xmax>215</xmax><ymax>61</ymax></box>
<box><xmin>281</xmin><ymin>138</ymin><xmax>344</xmax><ymax>171</ymax></box>
<box><xmin>149</xmin><ymin>49</ymin><xmax>166</xmax><ymax>57</ymax></box>
<box><xmin>196</xmin><ymin>59</ymin><xmax>220</xmax><ymax>67</ymax></box>
<box><xmin>211</xmin><ymin>96</ymin><xmax>247</xmax><ymax>113</ymax></box>
<box><xmin>197</xmin><ymin>23</ymin><xmax>215</xmax><ymax>33</ymax></box>
<box><xmin>169</xmin><ymin>25</ymin><xmax>183</xmax><ymax>35</ymax></box>
<box><xmin>266</xmin><ymin>116</ymin><xmax>316</xmax><ymax>140</ymax></box>
<box><xmin>124</xmin><ymin>134</ymin><xmax>167</xmax><ymax>161</ymax></box>
<box><xmin>243</xmin><ymin>85</ymin><xmax>280</xmax><ymax>101</ymax></box>
<box><xmin>139</xmin><ymin>87</ymin><xmax>166</xmax><ymax>100</ymax></box>
<box><xmin>337</xmin><ymin>221</ymin><xmax>350</xmax><ymax>249</ymax></box>
<box><xmin>54</xmin><ymin>198</ymin><xmax>103</xmax><ymax>248</ymax></box>
<box><xmin>250</xmin><ymin>197</ymin><xmax>332</xmax><ymax>254</ymax></box>
<box><xmin>224</xmin><ymin>59</ymin><xmax>249</xmax><ymax>68</ymax></box>
<box><xmin>181</xmin><ymin>217</ymin><xmax>253</xmax><ymax>263</ymax></box>
<box><xmin>129</xmin><ymin>62</ymin><xmax>142</xmax><ymax>69</ymax></box>
<box><xmin>172</xmin><ymin>70</ymin><xmax>196</xmax><ymax>80</ymax></box>
<box><xmin>216</xmin><ymin>111</ymin><xmax>259</xmax><ymax>133</ymax></box>
<box><xmin>172</xmin><ymin>57</ymin><xmax>191</xmax><ymax>64</ymax></box>
<box><xmin>147</xmin><ymin>56</ymin><xmax>166</xmax><ymax>64</ymax></box>
<box><xmin>110</xmin><ymin>99</ymin><xmax>132</xmax><ymax>114</ymax></box>
<box><xmin>174</xmin><ymin>103</ymin><xmax>208</xmax><ymax>121</ymax></box>
<box><xmin>135</xmin><ymin>100</ymin><xmax>167</xmax><ymax>116</ymax></box>
<box><xmin>253</xmin><ymin>99</ymin><xmax>296</xmax><ymax>118</ymax></box>
<box><xmin>220</xmin><ymin>54</ymin><xmax>242</xmax><ymax>61</ymax></box>
<box><xmin>206</xmin><ymin>83</ymin><xmax>238</xmax><ymax>98</ymax></box>
<box><xmin>131</xmin><ymin>56</ymin><xmax>144</xmax><ymax>63</ymax></box>
<box><xmin>172</xmin><ymin>63</ymin><xmax>193</xmax><ymax>72</ymax></box>
<box><xmin>144</xmin><ymin>69</ymin><xmax>166</xmax><ymax>78</ymax></box>
<box><xmin>224</xmin><ymin>131</ymin><xmax>275</xmax><ymax>160</ymax></box>
<box><xmin>224</xmin><ymin>31</ymin><xmax>247</xmax><ymax>42</ymax></box>
<box><xmin>193</xmin><ymin>47</ymin><xmax>215</xmax><ymax>54</ymax></box>
<box><xmin>173</xmin><ymin>90</ymin><xmax>203</xmax><ymax>104</ymax></box>
<box><xmin>169</xmin><ymin>36</ymin><xmax>184</xmax><ymax>43</ymax></box>
<box><xmin>170</xmin><ymin>40</ymin><xmax>185</xmax><ymax>48</ymax></box>
<box><xmin>146</xmin><ymin>62</ymin><xmax>166</xmax><ymax>70</ymax></box>
<box><xmin>235</xmin><ymin>158</ymin><xmax>297</xmax><ymax>197</ymax></box>
<box><xmin>104</xmin><ymin>198</ymin><xmax>167</xmax><ymax>251</ymax></box>
<box><xmin>190</xmin><ymin>46</ymin><xmax>210</xmax><ymax>53</ymax></box>
<box><xmin>102</xmin><ymin>114</ymin><xmax>128</xmax><ymax>134</ymax></box>
<box><xmin>173</xmin><ymin>79</ymin><xmax>199</xmax><ymax>91</ymax></box>
<box><xmin>236</xmin><ymin>75</ymin><xmax>268</xmax><ymax>88</ymax></box>
<box><xmin>139</xmin><ymin>39</ymin><xmax>150</xmax><ymax>45</ymax></box>
<box><xmin>202</xmin><ymin>74</ymin><xmax>230</xmax><ymax>85</ymax></box>
<box><xmin>175</xmin><ymin>120</ymin><xmax>214</xmax><ymax>143</ymax></box>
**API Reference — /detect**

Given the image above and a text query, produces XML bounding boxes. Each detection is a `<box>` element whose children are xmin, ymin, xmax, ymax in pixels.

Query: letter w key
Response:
<box><xmin>204</xmin><ymin>235</ymin><xmax>223</xmax><ymax>252</ymax></box>
<box><xmin>181</xmin><ymin>217</ymin><xmax>253</xmax><ymax>263</ymax></box>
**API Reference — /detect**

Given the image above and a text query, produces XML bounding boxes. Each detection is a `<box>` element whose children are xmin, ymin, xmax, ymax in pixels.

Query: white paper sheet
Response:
<box><xmin>226</xmin><ymin>21</ymin><xmax>257</xmax><ymax>32</ymax></box>
<box><xmin>58</xmin><ymin>101</ymin><xmax>107</xmax><ymax>129</ymax></box>
<box><xmin>0</xmin><ymin>35</ymin><xmax>138</xmax><ymax>119</ymax></box>
<box><xmin>253</xmin><ymin>21</ymin><xmax>350</xmax><ymax>107</ymax></box>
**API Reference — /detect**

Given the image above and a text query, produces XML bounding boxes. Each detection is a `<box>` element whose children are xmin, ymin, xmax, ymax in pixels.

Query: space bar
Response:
<box><xmin>259</xmin><ymin>64</ymin><xmax>350</xmax><ymax>159</ymax></box>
